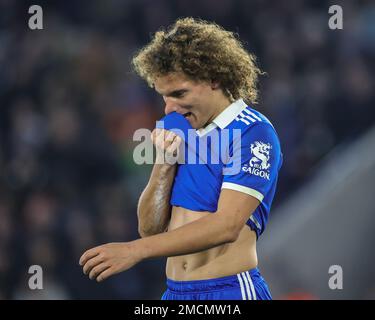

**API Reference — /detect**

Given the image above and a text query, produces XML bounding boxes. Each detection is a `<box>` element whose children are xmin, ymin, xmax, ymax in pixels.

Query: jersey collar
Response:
<box><xmin>196</xmin><ymin>98</ymin><xmax>248</xmax><ymax>137</ymax></box>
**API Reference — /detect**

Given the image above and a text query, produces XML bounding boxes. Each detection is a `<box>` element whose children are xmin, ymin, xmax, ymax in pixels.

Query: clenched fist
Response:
<box><xmin>151</xmin><ymin>128</ymin><xmax>182</xmax><ymax>165</ymax></box>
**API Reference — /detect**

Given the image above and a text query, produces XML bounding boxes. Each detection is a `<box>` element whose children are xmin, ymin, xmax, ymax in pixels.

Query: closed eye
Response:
<box><xmin>169</xmin><ymin>89</ymin><xmax>188</xmax><ymax>98</ymax></box>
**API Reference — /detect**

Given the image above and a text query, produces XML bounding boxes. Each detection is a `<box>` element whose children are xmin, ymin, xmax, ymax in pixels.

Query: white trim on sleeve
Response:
<box><xmin>221</xmin><ymin>182</ymin><xmax>264</xmax><ymax>202</ymax></box>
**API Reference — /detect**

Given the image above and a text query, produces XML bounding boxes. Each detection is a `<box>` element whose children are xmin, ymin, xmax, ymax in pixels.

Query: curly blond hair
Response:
<box><xmin>132</xmin><ymin>17</ymin><xmax>263</xmax><ymax>104</ymax></box>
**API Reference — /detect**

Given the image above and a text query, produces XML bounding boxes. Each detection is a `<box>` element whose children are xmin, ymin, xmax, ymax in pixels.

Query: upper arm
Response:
<box><xmin>215</xmin><ymin>188</ymin><xmax>260</xmax><ymax>240</ymax></box>
<box><xmin>215</xmin><ymin>123</ymin><xmax>282</xmax><ymax>238</ymax></box>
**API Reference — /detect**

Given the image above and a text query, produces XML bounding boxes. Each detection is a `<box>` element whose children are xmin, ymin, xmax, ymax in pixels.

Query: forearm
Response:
<box><xmin>137</xmin><ymin>163</ymin><xmax>176</xmax><ymax>237</ymax></box>
<box><xmin>135</xmin><ymin>213</ymin><xmax>237</xmax><ymax>260</ymax></box>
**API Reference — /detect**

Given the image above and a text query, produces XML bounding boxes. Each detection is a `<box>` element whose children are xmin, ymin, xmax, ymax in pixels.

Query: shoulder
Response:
<box><xmin>228</xmin><ymin>105</ymin><xmax>275</xmax><ymax>130</ymax></box>
<box><xmin>228</xmin><ymin>106</ymin><xmax>280</xmax><ymax>145</ymax></box>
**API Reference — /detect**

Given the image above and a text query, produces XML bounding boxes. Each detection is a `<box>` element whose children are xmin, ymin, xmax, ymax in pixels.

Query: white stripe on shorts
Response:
<box><xmin>246</xmin><ymin>271</ymin><xmax>257</xmax><ymax>300</ymax></box>
<box><xmin>236</xmin><ymin>273</ymin><xmax>246</xmax><ymax>300</ymax></box>
<box><xmin>241</xmin><ymin>272</ymin><xmax>252</xmax><ymax>300</ymax></box>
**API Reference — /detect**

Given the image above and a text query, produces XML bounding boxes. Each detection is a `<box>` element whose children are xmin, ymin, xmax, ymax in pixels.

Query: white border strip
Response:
<box><xmin>236</xmin><ymin>273</ymin><xmax>246</xmax><ymax>300</ymax></box>
<box><xmin>241</xmin><ymin>272</ymin><xmax>252</xmax><ymax>300</ymax></box>
<box><xmin>246</xmin><ymin>271</ymin><xmax>257</xmax><ymax>300</ymax></box>
<box><xmin>222</xmin><ymin>182</ymin><xmax>264</xmax><ymax>202</ymax></box>
<box><xmin>244</xmin><ymin>109</ymin><xmax>262</xmax><ymax>122</ymax></box>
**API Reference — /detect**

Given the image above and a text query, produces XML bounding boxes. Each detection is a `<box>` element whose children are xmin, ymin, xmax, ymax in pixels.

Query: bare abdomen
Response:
<box><xmin>165</xmin><ymin>206</ymin><xmax>258</xmax><ymax>281</ymax></box>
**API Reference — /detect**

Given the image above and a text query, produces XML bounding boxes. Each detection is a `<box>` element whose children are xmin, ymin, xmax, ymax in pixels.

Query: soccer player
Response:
<box><xmin>79</xmin><ymin>18</ymin><xmax>283</xmax><ymax>300</ymax></box>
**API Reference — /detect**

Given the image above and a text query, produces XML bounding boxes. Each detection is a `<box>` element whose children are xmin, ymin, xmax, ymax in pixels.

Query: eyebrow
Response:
<box><xmin>163</xmin><ymin>89</ymin><xmax>188</xmax><ymax>97</ymax></box>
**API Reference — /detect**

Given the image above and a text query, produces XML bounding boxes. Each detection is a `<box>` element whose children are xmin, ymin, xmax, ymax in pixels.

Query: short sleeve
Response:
<box><xmin>156</xmin><ymin>111</ymin><xmax>193</xmax><ymax>141</ymax></box>
<box><xmin>222</xmin><ymin>123</ymin><xmax>282</xmax><ymax>202</ymax></box>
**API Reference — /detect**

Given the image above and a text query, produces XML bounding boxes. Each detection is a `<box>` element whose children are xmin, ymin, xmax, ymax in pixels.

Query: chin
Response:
<box><xmin>190</xmin><ymin>121</ymin><xmax>200</xmax><ymax>130</ymax></box>
<box><xmin>186</xmin><ymin>118</ymin><xmax>196</xmax><ymax>129</ymax></box>
<box><xmin>187</xmin><ymin>116</ymin><xmax>202</xmax><ymax>129</ymax></box>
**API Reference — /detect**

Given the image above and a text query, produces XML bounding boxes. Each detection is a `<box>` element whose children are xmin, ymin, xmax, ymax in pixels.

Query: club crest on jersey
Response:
<box><xmin>242</xmin><ymin>141</ymin><xmax>272</xmax><ymax>180</ymax></box>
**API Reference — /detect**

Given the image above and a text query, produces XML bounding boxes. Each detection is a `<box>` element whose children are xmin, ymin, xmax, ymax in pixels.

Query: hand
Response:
<box><xmin>151</xmin><ymin>129</ymin><xmax>182</xmax><ymax>164</ymax></box>
<box><xmin>79</xmin><ymin>242</ymin><xmax>142</xmax><ymax>282</ymax></box>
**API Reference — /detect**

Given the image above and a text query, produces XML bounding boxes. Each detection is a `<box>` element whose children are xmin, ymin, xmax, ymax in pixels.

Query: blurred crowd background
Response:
<box><xmin>0</xmin><ymin>0</ymin><xmax>374</xmax><ymax>299</ymax></box>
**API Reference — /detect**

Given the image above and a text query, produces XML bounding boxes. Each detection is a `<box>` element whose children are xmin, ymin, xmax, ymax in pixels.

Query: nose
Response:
<box><xmin>164</xmin><ymin>97</ymin><xmax>180</xmax><ymax>115</ymax></box>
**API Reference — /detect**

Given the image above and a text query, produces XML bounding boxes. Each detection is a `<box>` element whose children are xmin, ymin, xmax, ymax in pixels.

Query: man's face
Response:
<box><xmin>154</xmin><ymin>73</ymin><xmax>222</xmax><ymax>129</ymax></box>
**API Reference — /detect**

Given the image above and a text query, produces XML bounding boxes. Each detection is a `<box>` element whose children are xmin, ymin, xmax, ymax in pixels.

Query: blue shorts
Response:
<box><xmin>161</xmin><ymin>267</ymin><xmax>272</xmax><ymax>300</ymax></box>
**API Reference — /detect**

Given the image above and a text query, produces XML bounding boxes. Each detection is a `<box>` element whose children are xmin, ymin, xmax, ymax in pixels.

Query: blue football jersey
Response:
<box><xmin>157</xmin><ymin>99</ymin><xmax>283</xmax><ymax>238</ymax></box>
